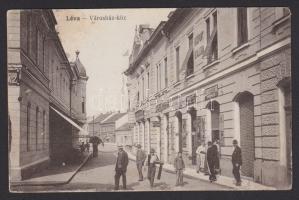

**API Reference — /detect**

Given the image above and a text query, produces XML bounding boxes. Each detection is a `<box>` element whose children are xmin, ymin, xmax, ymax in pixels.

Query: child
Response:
<box><xmin>174</xmin><ymin>151</ymin><xmax>185</xmax><ymax>186</ymax></box>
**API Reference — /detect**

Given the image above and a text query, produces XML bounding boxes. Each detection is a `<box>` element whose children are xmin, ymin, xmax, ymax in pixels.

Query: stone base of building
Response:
<box><xmin>254</xmin><ymin>159</ymin><xmax>291</xmax><ymax>189</ymax></box>
<box><xmin>10</xmin><ymin>158</ymin><xmax>50</xmax><ymax>181</ymax></box>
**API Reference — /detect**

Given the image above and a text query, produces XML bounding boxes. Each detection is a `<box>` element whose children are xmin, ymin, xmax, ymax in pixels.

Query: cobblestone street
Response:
<box><xmin>12</xmin><ymin>144</ymin><xmax>231</xmax><ymax>192</ymax></box>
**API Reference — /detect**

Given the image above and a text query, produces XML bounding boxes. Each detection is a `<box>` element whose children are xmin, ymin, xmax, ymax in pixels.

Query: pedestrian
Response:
<box><xmin>213</xmin><ymin>139</ymin><xmax>221</xmax><ymax>175</ymax></box>
<box><xmin>136</xmin><ymin>144</ymin><xmax>146</xmax><ymax>181</ymax></box>
<box><xmin>145</xmin><ymin>148</ymin><xmax>160</xmax><ymax>188</ymax></box>
<box><xmin>206</xmin><ymin>141</ymin><xmax>218</xmax><ymax>182</ymax></box>
<box><xmin>232</xmin><ymin>139</ymin><xmax>242</xmax><ymax>186</ymax></box>
<box><xmin>114</xmin><ymin>145</ymin><xmax>129</xmax><ymax>190</ymax></box>
<box><xmin>92</xmin><ymin>141</ymin><xmax>98</xmax><ymax>157</ymax></box>
<box><xmin>80</xmin><ymin>142</ymin><xmax>85</xmax><ymax>154</ymax></box>
<box><xmin>195</xmin><ymin>141</ymin><xmax>205</xmax><ymax>173</ymax></box>
<box><xmin>174</xmin><ymin>151</ymin><xmax>185</xmax><ymax>186</ymax></box>
<box><xmin>85</xmin><ymin>142</ymin><xmax>90</xmax><ymax>153</ymax></box>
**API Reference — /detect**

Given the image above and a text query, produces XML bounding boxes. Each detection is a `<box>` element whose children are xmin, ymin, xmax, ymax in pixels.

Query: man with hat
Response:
<box><xmin>145</xmin><ymin>148</ymin><xmax>160</xmax><ymax>188</ymax></box>
<box><xmin>136</xmin><ymin>144</ymin><xmax>146</xmax><ymax>181</ymax></box>
<box><xmin>114</xmin><ymin>145</ymin><xmax>129</xmax><ymax>190</ymax></box>
<box><xmin>232</xmin><ymin>139</ymin><xmax>242</xmax><ymax>186</ymax></box>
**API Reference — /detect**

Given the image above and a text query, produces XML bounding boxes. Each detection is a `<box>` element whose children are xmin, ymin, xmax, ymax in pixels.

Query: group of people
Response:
<box><xmin>113</xmin><ymin>139</ymin><xmax>243</xmax><ymax>190</ymax></box>
<box><xmin>114</xmin><ymin>144</ymin><xmax>163</xmax><ymax>190</ymax></box>
<box><xmin>196</xmin><ymin>139</ymin><xmax>242</xmax><ymax>186</ymax></box>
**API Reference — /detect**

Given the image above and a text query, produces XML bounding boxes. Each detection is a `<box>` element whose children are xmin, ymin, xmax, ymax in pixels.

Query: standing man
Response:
<box><xmin>232</xmin><ymin>139</ymin><xmax>242</xmax><ymax>186</ymax></box>
<box><xmin>145</xmin><ymin>148</ymin><xmax>160</xmax><ymax>188</ymax></box>
<box><xmin>206</xmin><ymin>141</ymin><xmax>217</xmax><ymax>182</ymax></box>
<box><xmin>114</xmin><ymin>145</ymin><xmax>129</xmax><ymax>190</ymax></box>
<box><xmin>195</xmin><ymin>141</ymin><xmax>205</xmax><ymax>173</ymax></box>
<box><xmin>174</xmin><ymin>151</ymin><xmax>185</xmax><ymax>186</ymax></box>
<box><xmin>136</xmin><ymin>144</ymin><xmax>146</xmax><ymax>181</ymax></box>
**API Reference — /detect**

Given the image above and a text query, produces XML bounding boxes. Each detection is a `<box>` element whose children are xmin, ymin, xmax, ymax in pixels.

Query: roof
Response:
<box><xmin>102</xmin><ymin>113</ymin><xmax>127</xmax><ymax>124</ymax></box>
<box><xmin>75</xmin><ymin>57</ymin><xmax>87</xmax><ymax>77</ymax></box>
<box><xmin>124</xmin><ymin>21</ymin><xmax>166</xmax><ymax>75</ymax></box>
<box><xmin>115</xmin><ymin>123</ymin><xmax>134</xmax><ymax>131</ymax></box>
<box><xmin>89</xmin><ymin>113</ymin><xmax>111</xmax><ymax>124</ymax></box>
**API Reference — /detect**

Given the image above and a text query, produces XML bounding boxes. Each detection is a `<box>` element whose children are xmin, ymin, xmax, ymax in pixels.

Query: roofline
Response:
<box><xmin>124</xmin><ymin>21</ymin><xmax>166</xmax><ymax>75</ymax></box>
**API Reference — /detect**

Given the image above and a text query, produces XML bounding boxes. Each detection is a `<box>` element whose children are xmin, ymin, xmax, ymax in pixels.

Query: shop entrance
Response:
<box><xmin>238</xmin><ymin>92</ymin><xmax>255</xmax><ymax>178</ymax></box>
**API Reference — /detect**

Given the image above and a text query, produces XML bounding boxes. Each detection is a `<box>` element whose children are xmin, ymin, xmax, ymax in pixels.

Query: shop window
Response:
<box><xmin>206</xmin><ymin>11</ymin><xmax>218</xmax><ymax>64</ymax></box>
<box><xmin>237</xmin><ymin>8</ymin><xmax>248</xmax><ymax>46</ymax></box>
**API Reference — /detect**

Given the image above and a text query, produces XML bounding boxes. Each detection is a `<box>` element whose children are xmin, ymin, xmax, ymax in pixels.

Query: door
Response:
<box><xmin>239</xmin><ymin>93</ymin><xmax>255</xmax><ymax>178</ymax></box>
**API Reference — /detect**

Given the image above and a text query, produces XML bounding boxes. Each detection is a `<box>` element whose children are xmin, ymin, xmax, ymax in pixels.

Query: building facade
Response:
<box><xmin>125</xmin><ymin>8</ymin><xmax>291</xmax><ymax>188</ymax></box>
<box><xmin>8</xmin><ymin>9</ymin><xmax>88</xmax><ymax>181</ymax></box>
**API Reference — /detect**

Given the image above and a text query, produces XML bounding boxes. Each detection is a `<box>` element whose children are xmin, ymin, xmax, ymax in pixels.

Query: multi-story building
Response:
<box><xmin>124</xmin><ymin>8</ymin><xmax>291</xmax><ymax>188</ymax></box>
<box><xmin>8</xmin><ymin>9</ymin><xmax>88</xmax><ymax>181</ymax></box>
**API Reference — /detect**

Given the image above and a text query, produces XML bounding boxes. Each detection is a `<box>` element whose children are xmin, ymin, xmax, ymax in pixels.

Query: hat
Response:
<box><xmin>233</xmin><ymin>139</ymin><xmax>238</xmax><ymax>144</ymax></box>
<box><xmin>117</xmin><ymin>144</ymin><xmax>123</xmax><ymax>148</ymax></box>
<box><xmin>150</xmin><ymin>148</ymin><xmax>155</xmax><ymax>153</ymax></box>
<box><xmin>137</xmin><ymin>144</ymin><xmax>141</xmax><ymax>148</ymax></box>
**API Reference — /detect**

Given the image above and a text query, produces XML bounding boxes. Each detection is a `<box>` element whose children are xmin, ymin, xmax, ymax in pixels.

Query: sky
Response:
<box><xmin>54</xmin><ymin>9</ymin><xmax>174</xmax><ymax>117</ymax></box>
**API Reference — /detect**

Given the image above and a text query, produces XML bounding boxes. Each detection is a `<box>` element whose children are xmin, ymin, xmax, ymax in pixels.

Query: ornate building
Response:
<box><xmin>125</xmin><ymin>8</ymin><xmax>291</xmax><ymax>188</ymax></box>
<box><xmin>8</xmin><ymin>9</ymin><xmax>88</xmax><ymax>181</ymax></box>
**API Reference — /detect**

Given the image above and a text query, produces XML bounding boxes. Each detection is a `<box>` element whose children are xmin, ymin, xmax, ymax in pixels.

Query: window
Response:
<box><xmin>206</xmin><ymin>11</ymin><xmax>218</xmax><ymax>64</ymax></box>
<box><xmin>42</xmin><ymin>111</ymin><xmax>46</xmax><ymax>150</ymax></box>
<box><xmin>142</xmin><ymin>77</ymin><xmax>144</xmax><ymax>100</ymax></box>
<box><xmin>82</xmin><ymin>97</ymin><xmax>85</xmax><ymax>113</ymax></box>
<box><xmin>35</xmin><ymin>107</ymin><xmax>39</xmax><ymax>151</ymax></box>
<box><xmin>27</xmin><ymin>11</ymin><xmax>31</xmax><ymax>54</ymax></box>
<box><xmin>156</xmin><ymin>64</ymin><xmax>159</xmax><ymax>92</ymax></box>
<box><xmin>159</xmin><ymin>63</ymin><xmax>162</xmax><ymax>90</ymax></box>
<box><xmin>147</xmin><ymin>72</ymin><xmax>150</xmax><ymax>97</ymax></box>
<box><xmin>37</xmin><ymin>29</ymin><xmax>44</xmax><ymax>71</ymax></box>
<box><xmin>186</xmin><ymin>33</ymin><xmax>194</xmax><ymax>76</ymax></box>
<box><xmin>26</xmin><ymin>103</ymin><xmax>31</xmax><ymax>151</ymax></box>
<box><xmin>164</xmin><ymin>57</ymin><xmax>168</xmax><ymax>87</ymax></box>
<box><xmin>237</xmin><ymin>8</ymin><xmax>248</xmax><ymax>46</ymax></box>
<box><xmin>276</xmin><ymin>7</ymin><xmax>290</xmax><ymax>20</ymax></box>
<box><xmin>176</xmin><ymin>46</ymin><xmax>180</xmax><ymax>81</ymax></box>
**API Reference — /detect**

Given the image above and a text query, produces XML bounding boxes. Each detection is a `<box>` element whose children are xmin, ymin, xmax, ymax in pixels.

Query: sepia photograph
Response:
<box><xmin>7</xmin><ymin>7</ymin><xmax>291</xmax><ymax>192</ymax></box>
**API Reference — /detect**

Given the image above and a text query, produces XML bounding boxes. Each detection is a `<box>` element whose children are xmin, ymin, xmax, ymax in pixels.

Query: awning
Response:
<box><xmin>50</xmin><ymin>106</ymin><xmax>88</xmax><ymax>134</ymax></box>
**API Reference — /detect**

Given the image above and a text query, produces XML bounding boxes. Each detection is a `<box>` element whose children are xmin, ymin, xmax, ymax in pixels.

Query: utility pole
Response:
<box><xmin>93</xmin><ymin>115</ymin><xmax>95</xmax><ymax>136</ymax></box>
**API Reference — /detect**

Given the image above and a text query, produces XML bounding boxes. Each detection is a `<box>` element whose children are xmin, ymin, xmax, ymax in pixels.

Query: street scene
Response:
<box><xmin>8</xmin><ymin>8</ymin><xmax>291</xmax><ymax>192</ymax></box>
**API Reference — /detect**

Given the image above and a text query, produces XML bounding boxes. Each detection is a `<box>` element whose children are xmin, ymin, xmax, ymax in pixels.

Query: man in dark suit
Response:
<box><xmin>145</xmin><ymin>148</ymin><xmax>160</xmax><ymax>188</ymax></box>
<box><xmin>114</xmin><ymin>145</ymin><xmax>129</xmax><ymax>190</ymax></box>
<box><xmin>232</xmin><ymin>139</ymin><xmax>242</xmax><ymax>186</ymax></box>
<box><xmin>136</xmin><ymin>144</ymin><xmax>146</xmax><ymax>181</ymax></box>
<box><xmin>207</xmin><ymin>141</ymin><xmax>218</xmax><ymax>182</ymax></box>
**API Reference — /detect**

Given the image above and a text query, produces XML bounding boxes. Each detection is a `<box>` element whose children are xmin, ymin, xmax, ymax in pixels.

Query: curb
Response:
<box><xmin>10</xmin><ymin>153</ymin><xmax>93</xmax><ymax>187</ymax></box>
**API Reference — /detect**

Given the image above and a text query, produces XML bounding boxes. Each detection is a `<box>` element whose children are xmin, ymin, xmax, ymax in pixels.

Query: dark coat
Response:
<box><xmin>232</xmin><ymin>146</ymin><xmax>242</xmax><ymax>165</ymax></box>
<box><xmin>115</xmin><ymin>151</ymin><xmax>129</xmax><ymax>171</ymax></box>
<box><xmin>207</xmin><ymin>145</ymin><xmax>218</xmax><ymax>167</ymax></box>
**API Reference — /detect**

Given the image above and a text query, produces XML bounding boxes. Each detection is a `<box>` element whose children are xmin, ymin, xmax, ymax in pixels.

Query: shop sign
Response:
<box><xmin>171</xmin><ymin>96</ymin><xmax>185</xmax><ymax>110</ymax></box>
<box><xmin>204</xmin><ymin>85</ymin><xmax>218</xmax><ymax>100</ymax></box>
<box><xmin>156</xmin><ymin>101</ymin><xmax>169</xmax><ymax>112</ymax></box>
<box><xmin>135</xmin><ymin>110</ymin><xmax>144</xmax><ymax>121</ymax></box>
<box><xmin>186</xmin><ymin>93</ymin><xmax>196</xmax><ymax>106</ymax></box>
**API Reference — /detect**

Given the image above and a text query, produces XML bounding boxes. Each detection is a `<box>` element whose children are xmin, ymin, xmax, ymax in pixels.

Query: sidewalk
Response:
<box><xmin>125</xmin><ymin>148</ymin><xmax>276</xmax><ymax>191</ymax></box>
<box><xmin>10</xmin><ymin>152</ymin><xmax>92</xmax><ymax>186</ymax></box>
